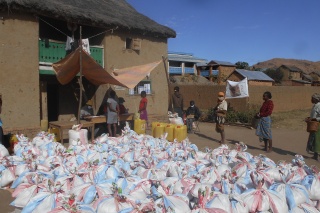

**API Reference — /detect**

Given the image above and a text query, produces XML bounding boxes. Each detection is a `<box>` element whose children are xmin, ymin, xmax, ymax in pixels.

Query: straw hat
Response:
<box><xmin>86</xmin><ymin>99</ymin><xmax>93</xmax><ymax>106</ymax></box>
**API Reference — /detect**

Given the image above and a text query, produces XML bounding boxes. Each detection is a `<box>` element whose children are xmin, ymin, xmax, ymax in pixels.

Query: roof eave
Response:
<box><xmin>0</xmin><ymin>2</ymin><xmax>176</xmax><ymax>38</ymax></box>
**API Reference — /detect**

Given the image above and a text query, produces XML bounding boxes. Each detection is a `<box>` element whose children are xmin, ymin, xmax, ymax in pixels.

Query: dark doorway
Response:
<box><xmin>47</xmin><ymin>83</ymin><xmax>59</xmax><ymax>122</ymax></box>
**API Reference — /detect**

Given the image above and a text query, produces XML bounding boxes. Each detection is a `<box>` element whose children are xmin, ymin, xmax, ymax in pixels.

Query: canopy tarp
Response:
<box><xmin>112</xmin><ymin>60</ymin><xmax>161</xmax><ymax>89</ymax></box>
<box><xmin>52</xmin><ymin>47</ymin><xmax>127</xmax><ymax>87</ymax></box>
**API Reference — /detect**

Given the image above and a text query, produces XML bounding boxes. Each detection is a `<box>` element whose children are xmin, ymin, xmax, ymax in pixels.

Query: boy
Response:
<box><xmin>186</xmin><ymin>100</ymin><xmax>201</xmax><ymax>133</ymax></box>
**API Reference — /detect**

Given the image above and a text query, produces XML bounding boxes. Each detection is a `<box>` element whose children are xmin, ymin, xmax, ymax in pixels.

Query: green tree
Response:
<box><xmin>264</xmin><ymin>68</ymin><xmax>283</xmax><ymax>84</ymax></box>
<box><xmin>235</xmin><ymin>61</ymin><xmax>250</xmax><ymax>69</ymax></box>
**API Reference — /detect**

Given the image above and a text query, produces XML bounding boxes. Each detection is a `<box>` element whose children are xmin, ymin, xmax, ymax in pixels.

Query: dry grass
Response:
<box><xmin>272</xmin><ymin>109</ymin><xmax>310</xmax><ymax>130</ymax></box>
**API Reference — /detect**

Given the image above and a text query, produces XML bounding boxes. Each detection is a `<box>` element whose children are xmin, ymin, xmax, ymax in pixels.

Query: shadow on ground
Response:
<box><xmin>228</xmin><ymin>139</ymin><xmax>312</xmax><ymax>160</ymax></box>
<box><xmin>194</xmin><ymin>132</ymin><xmax>220</xmax><ymax>144</ymax></box>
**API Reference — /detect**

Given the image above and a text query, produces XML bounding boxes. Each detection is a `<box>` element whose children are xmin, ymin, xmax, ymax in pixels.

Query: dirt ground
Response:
<box><xmin>1</xmin><ymin>113</ymin><xmax>319</xmax><ymax>212</ymax></box>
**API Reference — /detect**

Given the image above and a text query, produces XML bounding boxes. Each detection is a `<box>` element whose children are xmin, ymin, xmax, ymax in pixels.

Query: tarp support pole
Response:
<box><xmin>162</xmin><ymin>56</ymin><xmax>174</xmax><ymax>113</ymax></box>
<box><xmin>77</xmin><ymin>26</ymin><xmax>83</xmax><ymax>124</ymax></box>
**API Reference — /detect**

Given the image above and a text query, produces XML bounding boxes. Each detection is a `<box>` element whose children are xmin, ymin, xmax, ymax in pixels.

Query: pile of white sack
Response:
<box><xmin>0</xmin><ymin>123</ymin><xmax>320</xmax><ymax>213</ymax></box>
<box><xmin>168</xmin><ymin>111</ymin><xmax>184</xmax><ymax>125</ymax></box>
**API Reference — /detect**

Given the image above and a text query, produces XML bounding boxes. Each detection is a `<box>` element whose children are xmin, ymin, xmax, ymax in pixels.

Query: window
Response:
<box><xmin>125</xmin><ymin>38</ymin><xmax>141</xmax><ymax>50</ymax></box>
<box><xmin>125</xmin><ymin>38</ymin><xmax>132</xmax><ymax>49</ymax></box>
<box><xmin>129</xmin><ymin>80</ymin><xmax>151</xmax><ymax>95</ymax></box>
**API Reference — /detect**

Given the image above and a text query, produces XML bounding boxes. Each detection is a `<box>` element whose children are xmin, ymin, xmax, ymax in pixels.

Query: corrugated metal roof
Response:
<box><xmin>168</xmin><ymin>53</ymin><xmax>207</xmax><ymax>63</ymax></box>
<box><xmin>196</xmin><ymin>62</ymin><xmax>208</xmax><ymax>67</ymax></box>
<box><xmin>208</xmin><ymin>60</ymin><xmax>236</xmax><ymax>66</ymax></box>
<box><xmin>234</xmin><ymin>69</ymin><xmax>274</xmax><ymax>82</ymax></box>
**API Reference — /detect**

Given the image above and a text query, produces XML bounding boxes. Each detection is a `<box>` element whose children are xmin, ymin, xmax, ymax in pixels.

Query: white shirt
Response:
<box><xmin>107</xmin><ymin>98</ymin><xmax>118</xmax><ymax>114</ymax></box>
<box><xmin>310</xmin><ymin>102</ymin><xmax>320</xmax><ymax>121</ymax></box>
<box><xmin>217</xmin><ymin>100</ymin><xmax>228</xmax><ymax>111</ymax></box>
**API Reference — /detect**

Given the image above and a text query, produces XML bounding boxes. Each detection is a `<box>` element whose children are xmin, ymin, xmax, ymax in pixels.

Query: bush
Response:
<box><xmin>205</xmin><ymin>105</ymin><xmax>259</xmax><ymax>124</ymax></box>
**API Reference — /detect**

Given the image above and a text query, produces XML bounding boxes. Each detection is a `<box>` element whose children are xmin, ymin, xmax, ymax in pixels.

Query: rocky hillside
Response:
<box><xmin>252</xmin><ymin>58</ymin><xmax>320</xmax><ymax>73</ymax></box>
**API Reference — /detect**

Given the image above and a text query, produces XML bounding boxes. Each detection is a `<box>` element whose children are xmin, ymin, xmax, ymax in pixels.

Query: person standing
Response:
<box><xmin>172</xmin><ymin>86</ymin><xmax>184</xmax><ymax>118</ymax></box>
<box><xmin>0</xmin><ymin>93</ymin><xmax>3</xmax><ymax>145</ymax></box>
<box><xmin>256</xmin><ymin>91</ymin><xmax>274</xmax><ymax>152</ymax></box>
<box><xmin>139</xmin><ymin>91</ymin><xmax>148</xmax><ymax>127</ymax></box>
<box><xmin>214</xmin><ymin>92</ymin><xmax>227</xmax><ymax>144</ymax></box>
<box><xmin>306</xmin><ymin>93</ymin><xmax>320</xmax><ymax>161</ymax></box>
<box><xmin>106</xmin><ymin>90</ymin><xmax>119</xmax><ymax>137</ymax></box>
<box><xmin>186</xmin><ymin>100</ymin><xmax>201</xmax><ymax>133</ymax></box>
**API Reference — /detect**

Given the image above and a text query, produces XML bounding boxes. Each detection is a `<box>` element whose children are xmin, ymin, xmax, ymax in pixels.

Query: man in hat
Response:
<box><xmin>214</xmin><ymin>92</ymin><xmax>227</xmax><ymax>144</ymax></box>
<box><xmin>80</xmin><ymin>99</ymin><xmax>94</xmax><ymax>120</ymax></box>
<box><xmin>172</xmin><ymin>86</ymin><xmax>184</xmax><ymax>118</ymax></box>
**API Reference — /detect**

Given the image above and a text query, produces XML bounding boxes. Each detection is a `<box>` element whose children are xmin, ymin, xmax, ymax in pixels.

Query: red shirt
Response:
<box><xmin>139</xmin><ymin>97</ymin><xmax>148</xmax><ymax>111</ymax></box>
<box><xmin>119</xmin><ymin>104</ymin><xmax>126</xmax><ymax>114</ymax></box>
<box><xmin>259</xmin><ymin>100</ymin><xmax>274</xmax><ymax>117</ymax></box>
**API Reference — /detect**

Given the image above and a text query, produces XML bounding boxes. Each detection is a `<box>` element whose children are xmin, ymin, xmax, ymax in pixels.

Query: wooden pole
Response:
<box><xmin>40</xmin><ymin>81</ymin><xmax>48</xmax><ymax>131</ymax></box>
<box><xmin>77</xmin><ymin>26</ymin><xmax>83</xmax><ymax>124</ymax></box>
<box><xmin>40</xmin><ymin>81</ymin><xmax>48</xmax><ymax>120</ymax></box>
<box><xmin>162</xmin><ymin>56</ymin><xmax>174</xmax><ymax>113</ymax></box>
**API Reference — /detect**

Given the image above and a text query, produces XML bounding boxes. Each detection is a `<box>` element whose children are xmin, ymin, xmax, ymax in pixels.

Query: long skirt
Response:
<box><xmin>256</xmin><ymin>116</ymin><xmax>272</xmax><ymax>142</ymax></box>
<box><xmin>307</xmin><ymin>125</ymin><xmax>320</xmax><ymax>153</ymax></box>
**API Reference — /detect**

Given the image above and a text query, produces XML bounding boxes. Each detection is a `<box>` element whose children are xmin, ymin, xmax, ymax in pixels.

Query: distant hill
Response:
<box><xmin>252</xmin><ymin>58</ymin><xmax>320</xmax><ymax>73</ymax></box>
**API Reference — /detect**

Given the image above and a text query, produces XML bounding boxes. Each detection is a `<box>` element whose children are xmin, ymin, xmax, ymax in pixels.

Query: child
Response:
<box><xmin>186</xmin><ymin>100</ymin><xmax>201</xmax><ymax>133</ymax></box>
<box><xmin>214</xmin><ymin>92</ymin><xmax>227</xmax><ymax>144</ymax></box>
<box><xmin>138</xmin><ymin>91</ymin><xmax>148</xmax><ymax>127</ymax></box>
<box><xmin>118</xmin><ymin>97</ymin><xmax>127</xmax><ymax>115</ymax></box>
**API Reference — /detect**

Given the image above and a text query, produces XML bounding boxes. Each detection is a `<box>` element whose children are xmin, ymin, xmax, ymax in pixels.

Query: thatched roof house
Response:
<box><xmin>277</xmin><ymin>65</ymin><xmax>303</xmax><ymax>81</ymax></box>
<box><xmin>0</xmin><ymin>0</ymin><xmax>176</xmax><ymax>137</ymax></box>
<box><xmin>0</xmin><ymin>0</ymin><xmax>176</xmax><ymax>38</ymax></box>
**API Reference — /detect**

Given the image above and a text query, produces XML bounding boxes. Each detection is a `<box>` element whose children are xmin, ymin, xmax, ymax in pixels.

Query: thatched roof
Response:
<box><xmin>279</xmin><ymin>65</ymin><xmax>303</xmax><ymax>73</ymax></box>
<box><xmin>0</xmin><ymin>0</ymin><xmax>176</xmax><ymax>38</ymax></box>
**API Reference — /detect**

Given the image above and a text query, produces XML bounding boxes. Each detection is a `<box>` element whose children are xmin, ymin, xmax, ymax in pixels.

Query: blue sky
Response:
<box><xmin>126</xmin><ymin>0</ymin><xmax>320</xmax><ymax>65</ymax></box>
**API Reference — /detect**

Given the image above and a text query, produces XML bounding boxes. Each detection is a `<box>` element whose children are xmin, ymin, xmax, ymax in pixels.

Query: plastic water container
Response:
<box><xmin>9</xmin><ymin>135</ymin><xmax>18</xmax><ymax>154</ymax></box>
<box><xmin>152</xmin><ymin>122</ymin><xmax>160</xmax><ymax>136</ymax></box>
<box><xmin>174</xmin><ymin>125</ymin><xmax>187</xmax><ymax>142</ymax></box>
<box><xmin>153</xmin><ymin>123</ymin><xmax>166</xmax><ymax>138</ymax></box>
<box><xmin>49</xmin><ymin>128</ymin><xmax>60</xmax><ymax>142</ymax></box>
<box><xmin>165</xmin><ymin>124</ymin><xmax>175</xmax><ymax>142</ymax></box>
<box><xmin>134</xmin><ymin>119</ymin><xmax>146</xmax><ymax>134</ymax></box>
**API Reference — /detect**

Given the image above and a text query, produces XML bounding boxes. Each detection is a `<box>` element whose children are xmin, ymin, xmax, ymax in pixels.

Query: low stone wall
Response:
<box><xmin>170</xmin><ymin>84</ymin><xmax>319</xmax><ymax>113</ymax></box>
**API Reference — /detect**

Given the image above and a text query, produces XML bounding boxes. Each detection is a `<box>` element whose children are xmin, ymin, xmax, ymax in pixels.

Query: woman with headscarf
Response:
<box><xmin>305</xmin><ymin>93</ymin><xmax>320</xmax><ymax>161</ymax></box>
<box><xmin>256</xmin><ymin>91</ymin><xmax>274</xmax><ymax>152</ymax></box>
<box><xmin>214</xmin><ymin>92</ymin><xmax>227</xmax><ymax>144</ymax></box>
